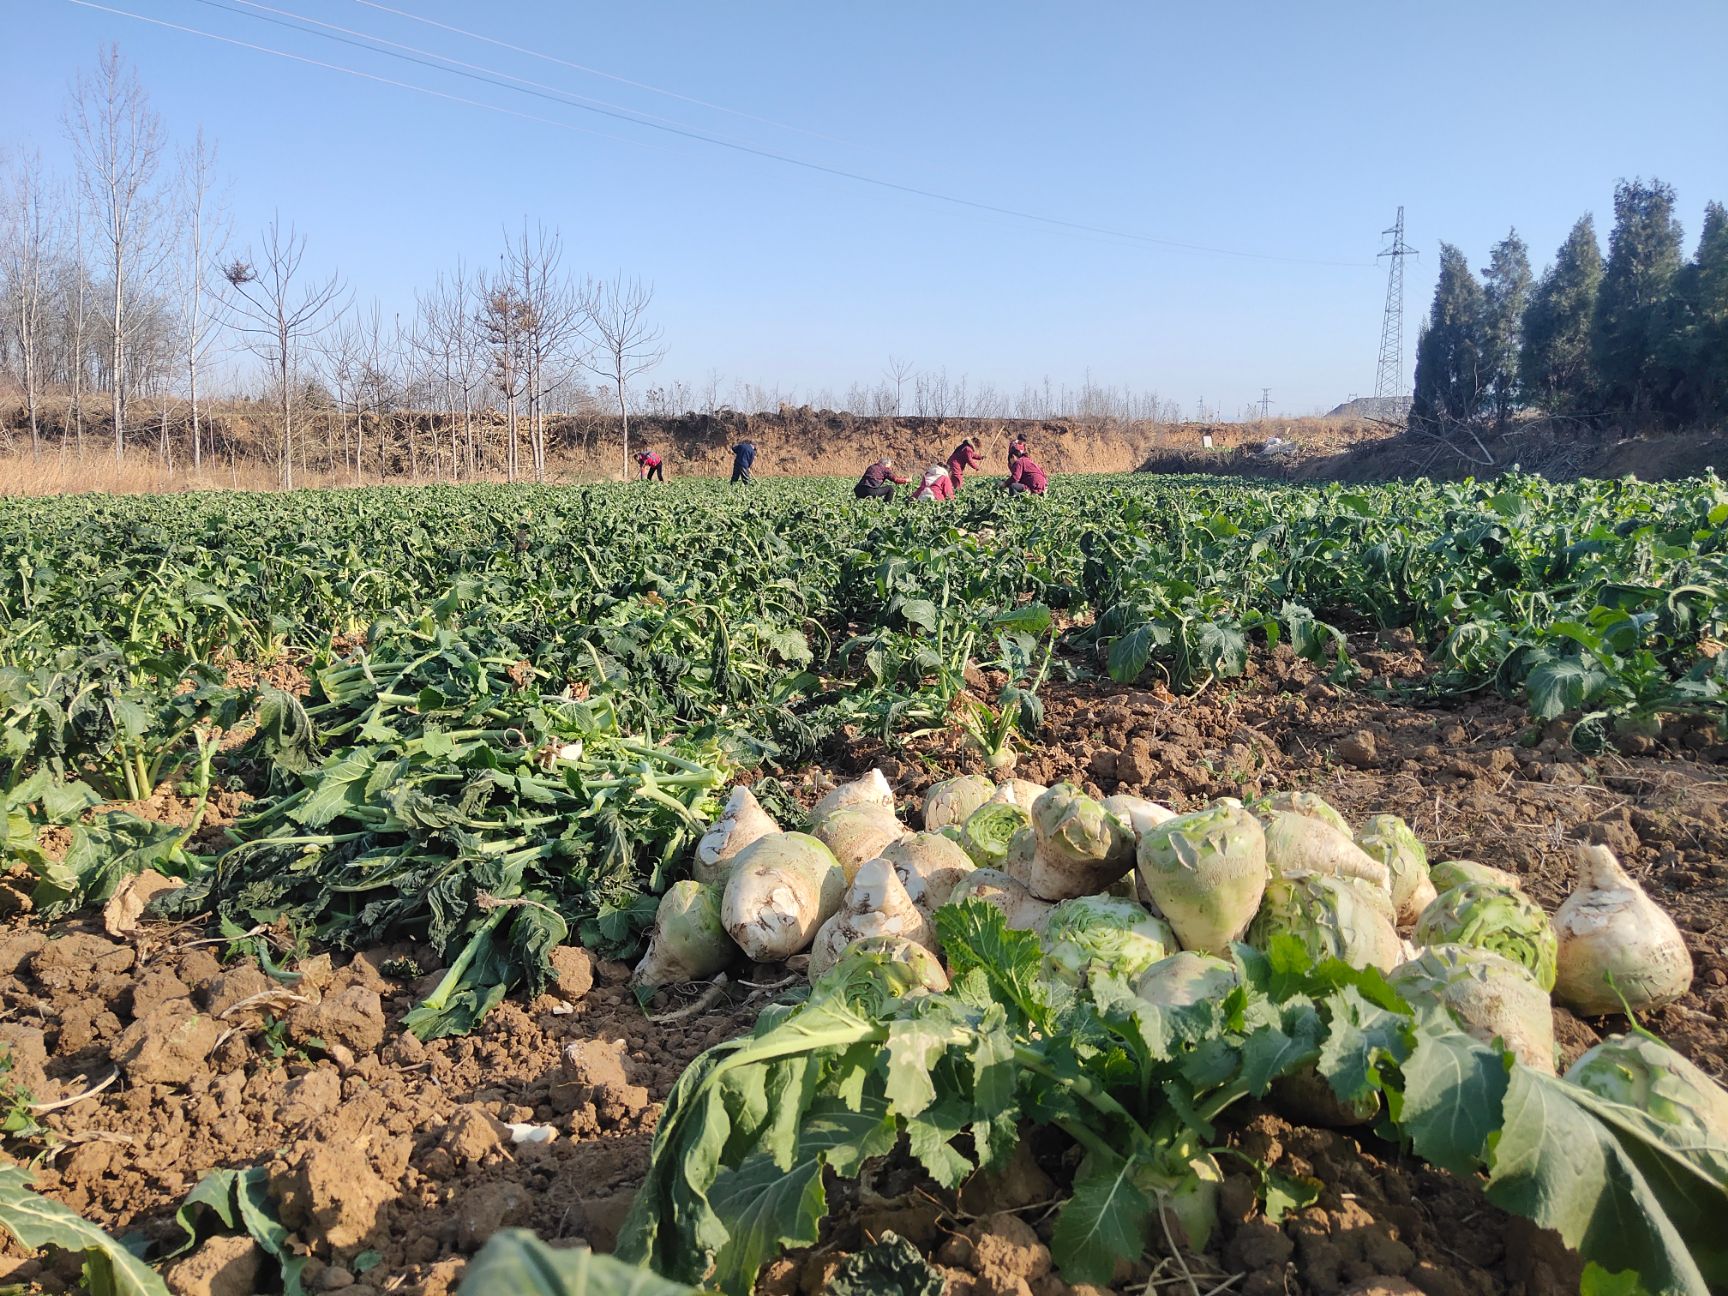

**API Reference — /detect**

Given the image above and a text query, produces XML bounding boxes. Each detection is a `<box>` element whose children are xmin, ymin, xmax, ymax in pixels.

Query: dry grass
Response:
<box><xmin>0</xmin><ymin>451</ymin><xmax>285</xmax><ymax>497</ymax></box>
<box><xmin>0</xmin><ymin>450</ymin><xmax>638</xmax><ymax>497</ymax></box>
<box><xmin>0</xmin><ymin>400</ymin><xmax>1385</xmax><ymax>497</ymax></box>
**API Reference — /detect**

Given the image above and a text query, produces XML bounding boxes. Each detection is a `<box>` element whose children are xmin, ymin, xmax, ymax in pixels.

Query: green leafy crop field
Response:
<box><xmin>0</xmin><ymin>471</ymin><xmax>1724</xmax><ymax>1296</ymax></box>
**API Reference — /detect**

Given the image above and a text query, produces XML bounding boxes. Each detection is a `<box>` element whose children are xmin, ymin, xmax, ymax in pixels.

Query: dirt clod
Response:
<box><xmin>162</xmin><ymin>1234</ymin><xmax>265</xmax><ymax>1296</ymax></box>
<box><xmin>273</xmin><ymin>1140</ymin><xmax>393</xmax><ymax>1252</ymax></box>
<box><xmin>440</xmin><ymin>1104</ymin><xmax>508</xmax><ymax>1165</ymax></box>
<box><xmin>112</xmin><ymin>1005</ymin><xmax>222</xmax><ymax>1086</ymax></box>
<box><xmin>548</xmin><ymin>945</ymin><xmax>596</xmax><ymax>1000</ymax></box>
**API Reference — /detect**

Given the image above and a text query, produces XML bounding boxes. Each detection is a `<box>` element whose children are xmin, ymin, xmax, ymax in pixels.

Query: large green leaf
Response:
<box><xmin>458</xmin><ymin>1232</ymin><xmax>698</xmax><ymax>1295</ymax></box>
<box><xmin>1049</xmin><ymin>1150</ymin><xmax>1153</xmax><ymax>1286</ymax></box>
<box><xmin>0</xmin><ymin>1165</ymin><xmax>169</xmax><ymax>1296</ymax></box>
<box><xmin>1484</xmin><ymin>1069</ymin><xmax>1716</xmax><ymax>1296</ymax></box>
<box><xmin>171</xmin><ymin>1167</ymin><xmax>307</xmax><ymax>1296</ymax></box>
<box><xmin>1396</xmin><ymin>1018</ymin><xmax>1511</xmax><ymax>1177</ymax></box>
<box><xmin>708</xmin><ymin>1101</ymin><xmax>898</xmax><ymax>1296</ymax></box>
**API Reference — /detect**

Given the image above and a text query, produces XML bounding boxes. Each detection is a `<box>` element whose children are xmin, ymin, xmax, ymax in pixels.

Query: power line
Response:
<box><xmin>193</xmin><ymin>0</ymin><xmax>725</xmax><ymax>140</ymax></box>
<box><xmin>72</xmin><ymin>0</ymin><xmax>1374</xmax><ymax>267</ymax></box>
<box><xmin>349</xmin><ymin>0</ymin><xmax>855</xmax><ymax>148</ymax></box>
<box><xmin>65</xmin><ymin>0</ymin><xmax>673</xmax><ymax>152</ymax></box>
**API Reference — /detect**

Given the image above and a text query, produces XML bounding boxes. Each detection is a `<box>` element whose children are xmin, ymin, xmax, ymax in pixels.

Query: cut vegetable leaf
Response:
<box><xmin>0</xmin><ymin>1165</ymin><xmax>168</xmax><ymax>1296</ymax></box>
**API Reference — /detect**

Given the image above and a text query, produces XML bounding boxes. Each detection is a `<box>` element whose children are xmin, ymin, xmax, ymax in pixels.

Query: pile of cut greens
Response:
<box><xmin>150</xmin><ymin>616</ymin><xmax>727</xmax><ymax>1038</ymax></box>
<box><xmin>621</xmin><ymin>901</ymin><xmax>1726</xmax><ymax>1296</ymax></box>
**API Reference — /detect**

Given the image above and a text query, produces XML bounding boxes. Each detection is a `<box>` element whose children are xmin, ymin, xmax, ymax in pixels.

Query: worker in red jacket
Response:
<box><xmin>1006</xmin><ymin>453</ymin><xmax>1047</xmax><ymax>495</ymax></box>
<box><xmin>913</xmin><ymin>464</ymin><xmax>955</xmax><ymax>502</ymax></box>
<box><xmin>854</xmin><ymin>457</ymin><xmax>909</xmax><ymax>501</ymax></box>
<box><xmin>946</xmin><ymin>436</ymin><xmax>983</xmax><ymax>490</ymax></box>
<box><xmin>634</xmin><ymin>449</ymin><xmax>664</xmax><ymax>482</ymax></box>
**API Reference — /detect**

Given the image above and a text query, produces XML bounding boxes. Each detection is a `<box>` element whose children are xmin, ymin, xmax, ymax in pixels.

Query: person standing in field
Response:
<box><xmin>946</xmin><ymin>436</ymin><xmax>983</xmax><ymax>490</ymax></box>
<box><xmin>730</xmin><ymin>440</ymin><xmax>757</xmax><ymax>484</ymax></box>
<box><xmin>635</xmin><ymin>449</ymin><xmax>665</xmax><ymax>482</ymax></box>
<box><xmin>913</xmin><ymin>464</ymin><xmax>954</xmax><ymax>502</ymax></box>
<box><xmin>1005</xmin><ymin>452</ymin><xmax>1047</xmax><ymax>496</ymax></box>
<box><xmin>1007</xmin><ymin>433</ymin><xmax>1030</xmax><ymax>469</ymax></box>
<box><xmin>855</xmin><ymin>457</ymin><xmax>909</xmax><ymax>501</ymax></box>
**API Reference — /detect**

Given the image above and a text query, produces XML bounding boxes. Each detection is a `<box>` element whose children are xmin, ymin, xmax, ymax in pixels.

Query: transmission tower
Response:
<box><xmin>1373</xmin><ymin>207</ymin><xmax>1416</xmax><ymax>415</ymax></box>
<box><xmin>1259</xmin><ymin>387</ymin><xmax>1272</xmax><ymax>420</ymax></box>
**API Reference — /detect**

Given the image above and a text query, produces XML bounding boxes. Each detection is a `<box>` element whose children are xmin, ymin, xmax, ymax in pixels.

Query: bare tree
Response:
<box><xmin>884</xmin><ymin>355</ymin><xmax>915</xmax><ymax>416</ymax></box>
<box><xmin>507</xmin><ymin>223</ymin><xmax>584</xmax><ymax>482</ymax></box>
<box><xmin>222</xmin><ymin>215</ymin><xmax>347</xmax><ymax>489</ymax></box>
<box><xmin>1</xmin><ymin>152</ymin><xmax>61</xmax><ymax>456</ymax></box>
<box><xmin>320</xmin><ymin>317</ymin><xmax>363</xmax><ymax>480</ymax></box>
<box><xmin>418</xmin><ymin>261</ymin><xmax>484</xmax><ymax>478</ymax></box>
<box><xmin>65</xmin><ymin>209</ymin><xmax>91</xmax><ymax>453</ymax></box>
<box><xmin>65</xmin><ymin>44</ymin><xmax>167</xmax><ymax>460</ymax></box>
<box><xmin>174</xmin><ymin>127</ymin><xmax>227</xmax><ymax>472</ymax></box>
<box><xmin>580</xmin><ymin>274</ymin><xmax>665</xmax><ymax>477</ymax></box>
<box><xmin>354</xmin><ymin>300</ymin><xmax>395</xmax><ymax>480</ymax></box>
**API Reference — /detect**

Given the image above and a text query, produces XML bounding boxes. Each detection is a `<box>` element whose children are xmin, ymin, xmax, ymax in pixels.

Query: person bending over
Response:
<box><xmin>855</xmin><ymin>457</ymin><xmax>909</xmax><ymax>501</ymax></box>
<box><xmin>730</xmin><ymin>440</ymin><xmax>756</xmax><ymax>484</ymax></box>
<box><xmin>912</xmin><ymin>464</ymin><xmax>954</xmax><ymax>502</ymax></box>
<box><xmin>947</xmin><ymin>436</ymin><xmax>983</xmax><ymax>490</ymax></box>
<box><xmin>1005</xmin><ymin>453</ymin><xmax>1047</xmax><ymax>496</ymax></box>
<box><xmin>635</xmin><ymin>449</ymin><xmax>665</xmax><ymax>482</ymax></box>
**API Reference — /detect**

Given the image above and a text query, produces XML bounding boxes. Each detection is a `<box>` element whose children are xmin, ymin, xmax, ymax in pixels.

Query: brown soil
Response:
<box><xmin>1141</xmin><ymin>416</ymin><xmax>1728</xmax><ymax>484</ymax></box>
<box><xmin>0</xmin><ymin>391</ymin><xmax>1384</xmax><ymax>493</ymax></box>
<box><xmin>0</xmin><ymin>642</ymin><xmax>1722</xmax><ymax>1295</ymax></box>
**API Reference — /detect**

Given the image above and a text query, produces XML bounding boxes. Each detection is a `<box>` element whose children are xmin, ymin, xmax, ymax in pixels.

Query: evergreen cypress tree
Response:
<box><xmin>1481</xmin><ymin>229</ymin><xmax>1532</xmax><ymax>425</ymax></box>
<box><xmin>1520</xmin><ymin>216</ymin><xmax>1604</xmax><ymax>414</ymax></box>
<box><xmin>1661</xmin><ymin>202</ymin><xmax>1728</xmax><ymax>423</ymax></box>
<box><xmin>1592</xmin><ymin>178</ymin><xmax>1685</xmax><ymax>421</ymax></box>
<box><xmin>1411</xmin><ymin>244</ymin><xmax>1488</xmax><ymax>426</ymax></box>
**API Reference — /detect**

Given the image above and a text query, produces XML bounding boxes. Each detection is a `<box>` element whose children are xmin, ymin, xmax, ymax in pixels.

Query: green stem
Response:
<box><xmin>416</xmin><ymin>906</ymin><xmax>509</xmax><ymax>1011</ymax></box>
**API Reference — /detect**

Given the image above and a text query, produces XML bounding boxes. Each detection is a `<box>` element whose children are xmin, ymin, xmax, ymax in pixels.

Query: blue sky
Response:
<box><xmin>6</xmin><ymin>1</ymin><xmax>1726</xmax><ymax>416</ymax></box>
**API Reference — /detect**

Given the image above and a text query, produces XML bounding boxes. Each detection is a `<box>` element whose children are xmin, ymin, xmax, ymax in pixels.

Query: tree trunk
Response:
<box><xmin>617</xmin><ymin>377</ymin><xmax>629</xmax><ymax>478</ymax></box>
<box><xmin>112</xmin><ymin>261</ymin><xmax>125</xmax><ymax>461</ymax></box>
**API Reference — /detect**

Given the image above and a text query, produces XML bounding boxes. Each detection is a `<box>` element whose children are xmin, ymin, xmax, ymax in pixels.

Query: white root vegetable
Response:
<box><xmin>809</xmin><ymin>769</ymin><xmax>895</xmax><ymax>830</ymax></box>
<box><xmin>1566</xmin><ymin>1033</ymin><xmax>1728</xmax><ymax>1154</ymax></box>
<box><xmin>1042</xmin><ymin>896</ymin><xmax>1176</xmax><ymax>986</ymax></box>
<box><xmin>1101</xmin><ymin>793</ymin><xmax>1177</xmax><ymax>838</ymax></box>
<box><xmin>921</xmin><ymin>775</ymin><xmax>995</xmax><ymax>831</ymax></box>
<box><xmin>1429</xmin><ymin>859</ymin><xmax>1520</xmax><ymax>892</ymax></box>
<box><xmin>1260</xmin><ymin>811</ymin><xmax>1390</xmax><ymax>892</ymax></box>
<box><xmin>807</xmin><ymin>857</ymin><xmax>937</xmax><ymax>979</ymax></box>
<box><xmin>1024</xmin><ymin>783</ymin><xmax>1136</xmax><ymax>900</ymax></box>
<box><xmin>1357</xmin><ymin>813</ymin><xmax>1435</xmax><ymax>925</ymax></box>
<box><xmin>818</xmin><ymin>935</ymin><xmax>950</xmax><ymax>996</ymax></box>
<box><xmin>992</xmin><ymin>778</ymin><xmax>1049</xmax><ymax>809</ymax></box>
<box><xmin>630</xmin><ymin>881</ymin><xmax>734</xmax><ymax>992</ymax></box>
<box><xmin>1253</xmin><ymin>791</ymin><xmax>1353</xmax><ymax>838</ymax></box>
<box><xmin>960</xmin><ymin>797</ymin><xmax>1032</xmax><ymax>869</ymax></box>
<box><xmin>880</xmin><ymin>832</ymin><xmax>976</xmax><ymax>917</ymax></box>
<box><xmin>692</xmin><ymin>786</ymin><xmax>780</xmax><ymax>885</ymax></box>
<box><xmin>1414</xmin><ymin>881</ymin><xmax>1558</xmax><ymax>990</ymax></box>
<box><xmin>1389</xmin><ymin>944</ymin><xmax>1557</xmax><ymax>1073</ymax></box>
<box><xmin>950</xmin><ymin>867</ymin><xmax>1054</xmax><ymax>932</ymax></box>
<box><xmin>814</xmin><ymin>806</ymin><xmax>907</xmax><ymax>881</ymax></box>
<box><xmin>1133</xmin><ymin>951</ymin><xmax>1238</xmax><ymax>1009</ymax></box>
<box><xmin>720</xmin><ymin>832</ymin><xmax>847</xmax><ymax>962</ymax></box>
<box><xmin>1553</xmin><ymin>843</ymin><xmax>1694</xmax><ymax>1016</ymax></box>
<box><xmin>1003</xmin><ymin>826</ymin><xmax>1038</xmax><ymax>890</ymax></box>
<box><xmin>1137</xmin><ymin>803</ymin><xmax>1268</xmax><ymax>954</ymax></box>
<box><xmin>1247</xmin><ymin>872</ymin><xmax>1402</xmax><ymax>972</ymax></box>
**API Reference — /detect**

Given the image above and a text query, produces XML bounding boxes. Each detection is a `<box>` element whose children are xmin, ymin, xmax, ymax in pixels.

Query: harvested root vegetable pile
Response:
<box><xmin>0</xmin><ymin>474</ymin><xmax>1724</xmax><ymax>1295</ymax></box>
